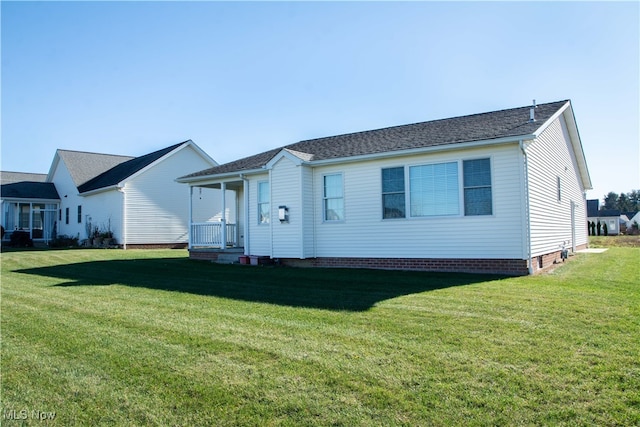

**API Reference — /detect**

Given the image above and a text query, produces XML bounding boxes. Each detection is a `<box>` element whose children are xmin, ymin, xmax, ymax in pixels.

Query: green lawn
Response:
<box><xmin>1</xmin><ymin>248</ymin><xmax>638</xmax><ymax>426</ymax></box>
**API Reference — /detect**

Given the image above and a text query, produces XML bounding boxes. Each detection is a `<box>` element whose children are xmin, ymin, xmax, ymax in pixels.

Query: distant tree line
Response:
<box><xmin>602</xmin><ymin>190</ymin><xmax>640</xmax><ymax>212</ymax></box>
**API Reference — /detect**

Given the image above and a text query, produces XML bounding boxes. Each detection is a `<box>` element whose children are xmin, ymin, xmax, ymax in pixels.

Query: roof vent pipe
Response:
<box><xmin>529</xmin><ymin>99</ymin><xmax>537</xmax><ymax>122</ymax></box>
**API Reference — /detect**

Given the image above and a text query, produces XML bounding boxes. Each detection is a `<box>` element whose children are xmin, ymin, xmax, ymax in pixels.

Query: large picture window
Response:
<box><xmin>382</xmin><ymin>167</ymin><xmax>405</xmax><ymax>218</ymax></box>
<box><xmin>257</xmin><ymin>181</ymin><xmax>270</xmax><ymax>224</ymax></box>
<box><xmin>382</xmin><ymin>158</ymin><xmax>493</xmax><ymax>219</ymax></box>
<box><xmin>323</xmin><ymin>173</ymin><xmax>344</xmax><ymax>221</ymax></box>
<box><xmin>463</xmin><ymin>158</ymin><xmax>492</xmax><ymax>216</ymax></box>
<box><xmin>409</xmin><ymin>162</ymin><xmax>459</xmax><ymax>217</ymax></box>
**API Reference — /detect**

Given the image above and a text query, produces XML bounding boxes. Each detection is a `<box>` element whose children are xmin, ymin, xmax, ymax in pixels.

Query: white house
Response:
<box><xmin>178</xmin><ymin>100</ymin><xmax>592</xmax><ymax>275</ymax></box>
<box><xmin>2</xmin><ymin>140</ymin><xmax>227</xmax><ymax>248</ymax></box>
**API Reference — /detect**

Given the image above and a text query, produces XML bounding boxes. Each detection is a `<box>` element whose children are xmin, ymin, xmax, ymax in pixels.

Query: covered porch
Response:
<box><xmin>187</xmin><ymin>178</ymin><xmax>244</xmax><ymax>252</ymax></box>
<box><xmin>1</xmin><ymin>200</ymin><xmax>59</xmax><ymax>244</ymax></box>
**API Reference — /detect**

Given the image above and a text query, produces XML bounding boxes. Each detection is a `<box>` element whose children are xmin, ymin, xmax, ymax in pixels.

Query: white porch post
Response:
<box><xmin>29</xmin><ymin>202</ymin><xmax>33</xmax><ymax>240</ymax></box>
<box><xmin>220</xmin><ymin>182</ymin><xmax>226</xmax><ymax>249</ymax></box>
<box><xmin>188</xmin><ymin>186</ymin><xmax>193</xmax><ymax>250</ymax></box>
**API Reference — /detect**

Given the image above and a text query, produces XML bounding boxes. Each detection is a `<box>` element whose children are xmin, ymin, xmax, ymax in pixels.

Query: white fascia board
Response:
<box><xmin>307</xmin><ymin>135</ymin><xmax>535</xmax><ymax>167</ymax></box>
<box><xmin>46</xmin><ymin>152</ymin><xmax>61</xmax><ymax>182</ymax></box>
<box><xmin>78</xmin><ymin>185</ymin><xmax>121</xmax><ymax>197</ymax></box>
<box><xmin>183</xmin><ymin>140</ymin><xmax>219</xmax><ymax>167</ymax></box>
<box><xmin>532</xmin><ymin>100</ymin><xmax>570</xmax><ymax>138</ymax></box>
<box><xmin>1</xmin><ymin>197</ymin><xmax>60</xmax><ymax>204</ymax></box>
<box><xmin>176</xmin><ymin>168</ymin><xmax>266</xmax><ymax>184</ymax></box>
<box><xmin>562</xmin><ymin>105</ymin><xmax>592</xmax><ymax>190</ymax></box>
<box><xmin>265</xmin><ymin>150</ymin><xmax>304</xmax><ymax>169</ymax></box>
<box><xmin>120</xmin><ymin>142</ymin><xmax>189</xmax><ymax>185</ymax></box>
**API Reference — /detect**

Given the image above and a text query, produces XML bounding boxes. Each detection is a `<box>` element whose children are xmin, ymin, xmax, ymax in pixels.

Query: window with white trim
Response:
<box><xmin>381</xmin><ymin>158</ymin><xmax>493</xmax><ymax>219</ymax></box>
<box><xmin>382</xmin><ymin>167</ymin><xmax>406</xmax><ymax>219</ymax></box>
<box><xmin>257</xmin><ymin>181</ymin><xmax>270</xmax><ymax>224</ymax></box>
<box><xmin>409</xmin><ymin>162</ymin><xmax>459</xmax><ymax>217</ymax></box>
<box><xmin>323</xmin><ymin>173</ymin><xmax>344</xmax><ymax>221</ymax></box>
<box><xmin>463</xmin><ymin>158</ymin><xmax>492</xmax><ymax>216</ymax></box>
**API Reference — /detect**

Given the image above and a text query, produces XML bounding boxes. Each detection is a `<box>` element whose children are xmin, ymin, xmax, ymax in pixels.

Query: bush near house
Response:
<box><xmin>8</xmin><ymin>230</ymin><xmax>33</xmax><ymax>247</ymax></box>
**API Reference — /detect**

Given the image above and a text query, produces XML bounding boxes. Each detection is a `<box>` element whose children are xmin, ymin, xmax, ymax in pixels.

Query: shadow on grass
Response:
<box><xmin>15</xmin><ymin>257</ymin><xmax>505</xmax><ymax>311</ymax></box>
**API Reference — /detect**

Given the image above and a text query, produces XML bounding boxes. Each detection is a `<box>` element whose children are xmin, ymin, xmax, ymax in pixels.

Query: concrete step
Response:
<box><xmin>216</xmin><ymin>253</ymin><xmax>241</xmax><ymax>264</ymax></box>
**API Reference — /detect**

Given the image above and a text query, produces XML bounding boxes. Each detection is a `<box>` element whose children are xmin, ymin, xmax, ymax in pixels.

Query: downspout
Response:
<box><xmin>519</xmin><ymin>140</ymin><xmax>533</xmax><ymax>274</ymax></box>
<box><xmin>188</xmin><ymin>186</ymin><xmax>193</xmax><ymax>250</ymax></box>
<box><xmin>118</xmin><ymin>186</ymin><xmax>127</xmax><ymax>250</ymax></box>
<box><xmin>240</xmin><ymin>174</ymin><xmax>250</xmax><ymax>256</ymax></box>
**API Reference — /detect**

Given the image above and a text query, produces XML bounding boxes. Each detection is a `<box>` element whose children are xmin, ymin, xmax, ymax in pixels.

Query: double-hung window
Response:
<box><xmin>257</xmin><ymin>181</ymin><xmax>270</xmax><ymax>224</ymax></box>
<box><xmin>463</xmin><ymin>158</ymin><xmax>492</xmax><ymax>215</ymax></box>
<box><xmin>323</xmin><ymin>174</ymin><xmax>344</xmax><ymax>221</ymax></box>
<box><xmin>382</xmin><ymin>167</ymin><xmax>405</xmax><ymax>218</ymax></box>
<box><xmin>77</xmin><ymin>206</ymin><xmax>82</xmax><ymax>223</ymax></box>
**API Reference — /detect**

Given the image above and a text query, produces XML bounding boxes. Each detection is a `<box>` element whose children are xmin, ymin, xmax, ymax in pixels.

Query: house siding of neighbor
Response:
<box><xmin>2</xmin><ymin>140</ymin><xmax>222</xmax><ymax>248</ymax></box>
<box><xmin>178</xmin><ymin>100</ymin><xmax>592</xmax><ymax>275</ymax></box>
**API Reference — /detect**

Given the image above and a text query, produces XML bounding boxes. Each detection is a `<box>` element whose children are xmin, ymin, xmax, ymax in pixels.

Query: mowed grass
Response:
<box><xmin>1</xmin><ymin>247</ymin><xmax>638</xmax><ymax>426</ymax></box>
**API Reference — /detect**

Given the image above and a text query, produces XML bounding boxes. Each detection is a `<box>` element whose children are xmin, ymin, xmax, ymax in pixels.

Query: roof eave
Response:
<box><xmin>176</xmin><ymin>167</ymin><xmax>267</xmax><ymax>184</ymax></box>
<box><xmin>307</xmin><ymin>134</ymin><xmax>536</xmax><ymax>167</ymax></box>
<box><xmin>79</xmin><ymin>185</ymin><xmax>121</xmax><ymax>196</ymax></box>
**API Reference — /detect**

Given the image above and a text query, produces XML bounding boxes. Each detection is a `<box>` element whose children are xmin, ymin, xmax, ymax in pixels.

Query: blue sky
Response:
<box><xmin>2</xmin><ymin>1</ymin><xmax>638</xmax><ymax>202</ymax></box>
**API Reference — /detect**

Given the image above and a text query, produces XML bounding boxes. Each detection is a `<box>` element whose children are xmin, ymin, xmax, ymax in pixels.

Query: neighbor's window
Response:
<box><xmin>77</xmin><ymin>206</ymin><xmax>82</xmax><ymax>223</ymax></box>
<box><xmin>409</xmin><ymin>162</ymin><xmax>459</xmax><ymax>217</ymax></box>
<box><xmin>257</xmin><ymin>181</ymin><xmax>270</xmax><ymax>224</ymax></box>
<box><xmin>382</xmin><ymin>167</ymin><xmax>405</xmax><ymax>219</ymax></box>
<box><xmin>323</xmin><ymin>173</ymin><xmax>344</xmax><ymax>221</ymax></box>
<box><xmin>65</xmin><ymin>207</ymin><xmax>69</xmax><ymax>225</ymax></box>
<box><xmin>463</xmin><ymin>158</ymin><xmax>492</xmax><ymax>216</ymax></box>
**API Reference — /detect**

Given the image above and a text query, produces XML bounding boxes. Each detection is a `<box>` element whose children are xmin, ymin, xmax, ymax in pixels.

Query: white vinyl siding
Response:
<box><xmin>271</xmin><ymin>157</ymin><xmax>304</xmax><ymax>258</ymax></box>
<box><xmin>247</xmin><ymin>173</ymin><xmax>271</xmax><ymax>256</ymax></box>
<box><xmin>124</xmin><ymin>145</ymin><xmax>220</xmax><ymax>245</ymax></box>
<box><xmin>527</xmin><ymin>114</ymin><xmax>588</xmax><ymax>255</ymax></box>
<box><xmin>313</xmin><ymin>145</ymin><xmax>523</xmax><ymax>259</ymax></box>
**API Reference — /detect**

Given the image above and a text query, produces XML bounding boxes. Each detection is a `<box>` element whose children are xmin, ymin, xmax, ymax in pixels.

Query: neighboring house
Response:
<box><xmin>1</xmin><ymin>172</ymin><xmax>60</xmax><ymax>243</ymax></box>
<box><xmin>2</xmin><ymin>140</ymin><xmax>225</xmax><ymax>247</ymax></box>
<box><xmin>625</xmin><ymin>211</ymin><xmax>640</xmax><ymax>230</ymax></box>
<box><xmin>178</xmin><ymin>100</ymin><xmax>592</xmax><ymax>275</ymax></box>
<box><xmin>586</xmin><ymin>200</ymin><xmax>622</xmax><ymax>235</ymax></box>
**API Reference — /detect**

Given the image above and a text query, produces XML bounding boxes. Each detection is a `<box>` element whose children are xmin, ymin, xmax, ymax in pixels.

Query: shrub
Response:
<box><xmin>9</xmin><ymin>231</ymin><xmax>33</xmax><ymax>247</ymax></box>
<box><xmin>49</xmin><ymin>235</ymin><xmax>79</xmax><ymax>248</ymax></box>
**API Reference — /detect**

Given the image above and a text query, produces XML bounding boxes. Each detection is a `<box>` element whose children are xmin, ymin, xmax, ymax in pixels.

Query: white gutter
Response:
<box><xmin>519</xmin><ymin>139</ymin><xmax>533</xmax><ymax>274</ymax></box>
<box><xmin>177</xmin><ymin>136</ymin><xmax>537</xmax><ymax>184</ymax></box>
<box><xmin>308</xmin><ymin>134</ymin><xmax>536</xmax><ymax>167</ymax></box>
<box><xmin>78</xmin><ymin>184</ymin><xmax>120</xmax><ymax>197</ymax></box>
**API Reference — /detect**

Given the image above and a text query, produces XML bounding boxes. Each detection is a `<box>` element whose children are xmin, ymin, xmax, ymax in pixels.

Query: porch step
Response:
<box><xmin>216</xmin><ymin>253</ymin><xmax>241</xmax><ymax>264</ymax></box>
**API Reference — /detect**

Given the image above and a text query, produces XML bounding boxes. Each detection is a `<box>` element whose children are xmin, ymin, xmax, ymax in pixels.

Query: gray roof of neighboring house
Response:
<box><xmin>56</xmin><ymin>149</ymin><xmax>135</xmax><ymax>188</ymax></box>
<box><xmin>77</xmin><ymin>142</ymin><xmax>186</xmax><ymax>193</ymax></box>
<box><xmin>586</xmin><ymin>199</ymin><xmax>600</xmax><ymax>217</ymax></box>
<box><xmin>1</xmin><ymin>182</ymin><xmax>60</xmax><ymax>200</ymax></box>
<box><xmin>1</xmin><ymin>171</ymin><xmax>48</xmax><ymax>185</ymax></box>
<box><xmin>181</xmin><ymin>100</ymin><xmax>569</xmax><ymax>179</ymax></box>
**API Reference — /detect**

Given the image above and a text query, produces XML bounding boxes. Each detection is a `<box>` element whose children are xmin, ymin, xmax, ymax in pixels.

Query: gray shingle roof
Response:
<box><xmin>0</xmin><ymin>171</ymin><xmax>48</xmax><ymax>185</ymax></box>
<box><xmin>1</xmin><ymin>182</ymin><xmax>60</xmax><ymax>200</ymax></box>
<box><xmin>181</xmin><ymin>100</ymin><xmax>569</xmax><ymax>179</ymax></box>
<box><xmin>57</xmin><ymin>149</ymin><xmax>134</xmax><ymax>188</ymax></box>
<box><xmin>77</xmin><ymin>142</ymin><xmax>186</xmax><ymax>193</ymax></box>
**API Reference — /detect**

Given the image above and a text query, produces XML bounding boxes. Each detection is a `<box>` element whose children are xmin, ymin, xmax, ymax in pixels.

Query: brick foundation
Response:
<box><xmin>279</xmin><ymin>257</ymin><xmax>529</xmax><ymax>276</ymax></box>
<box><xmin>125</xmin><ymin>243</ymin><xmax>188</xmax><ymax>250</ymax></box>
<box><xmin>188</xmin><ymin>246</ymin><xmax>589</xmax><ymax>276</ymax></box>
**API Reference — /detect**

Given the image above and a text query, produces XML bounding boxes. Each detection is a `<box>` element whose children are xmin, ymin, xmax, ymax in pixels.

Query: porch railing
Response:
<box><xmin>191</xmin><ymin>222</ymin><xmax>237</xmax><ymax>248</ymax></box>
